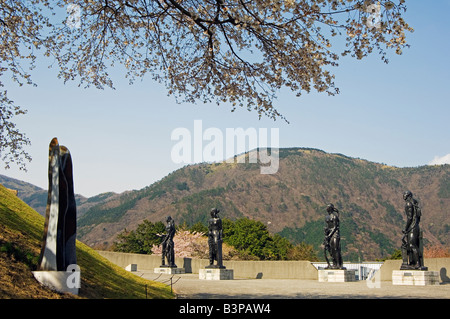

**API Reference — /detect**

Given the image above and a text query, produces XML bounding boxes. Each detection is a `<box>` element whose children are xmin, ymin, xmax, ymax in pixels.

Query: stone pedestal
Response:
<box><xmin>318</xmin><ymin>269</ymin><xmax>356</xmax><ymax>282</ymax></box>
<box><xmin>125</xmin><ymin>264</ymin><xmax>137</xmax><ymax>272</ymax></box>
<box><xmin>199</xmin><ymin>268</ymin><xmax>234</xmax><ymax>280</ymax></box>
<box><xmin>32</xmin><ymin>270</ymin><xmax>80</xmax><ymax>295</ymax></box>
<box><xmin>392</xmin><ymin>270</ymin><xmax>439</xmax><ymax>286</ymax></box>
<box><xmin>154</xmin><ymin>267</ymin><xmax>185</xmax><ymax>275</ymax></box>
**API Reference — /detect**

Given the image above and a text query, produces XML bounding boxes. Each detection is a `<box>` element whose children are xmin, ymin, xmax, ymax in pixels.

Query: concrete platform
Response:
<box><xmin>154</xmin><ymin>267</ymin><xmax>185</xmax><ymax>274</ymax></box>
<box><xmin>32</xmin><ymin>270</ymin><xmax>80</xmax><ymax>295</ymax></box>
<box><xmin>318</xmin><ymin>269</ymin><xmax>356</xmax><ymax>282</ymax></box>
<box><xmin>135</xmin><ymin>271</ymin><xmax>449</xmax><ymax>299</ymax></box>
<box><xmin>125</xmin><ymin>264</ymin><xmax>137</xmax><ymax>271</ymax></box>
<box><xmin>199</xmin><ymin>268</ymin><xmax>234</xmax><ymax>280</ymax></box>
<box><xmin>392</xmin><ymin>270</ymin><xmax>440</xmax><ymax>286</ymax></box>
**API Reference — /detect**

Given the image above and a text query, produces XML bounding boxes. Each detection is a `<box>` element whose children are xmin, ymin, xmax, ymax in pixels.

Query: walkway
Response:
<box><xmin>136</xmin><ymin>271</ymin><xmax>450</xmax><ymax>299</ymax></box>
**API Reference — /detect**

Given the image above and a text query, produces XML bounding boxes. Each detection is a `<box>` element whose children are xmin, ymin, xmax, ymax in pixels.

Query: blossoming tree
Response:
<box><xmin>0</xmin><ymin>0</ymin><xmax>412</xmax><ymax>168</ymax></box>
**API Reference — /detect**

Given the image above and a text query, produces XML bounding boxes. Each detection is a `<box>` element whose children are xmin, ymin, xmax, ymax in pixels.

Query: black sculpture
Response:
<box><xmin>400</xmin><ymin>191</ymin><xmax>427</xmax><ymax>270</ymax></box>
<box><xmin>37</xmin><ymin>138</ymin><xmax>77</xmax><ymax>271</ymax></box>
<box><xmin>160</xmin><ymin>216</ymin><xmax>177</xmax><ymax>268</ymax></box>
<box><xmin>206</xmin><ymin>208</ymin><xmax>225</xmax><ymax>269</ymax></box>
<box><xmin>323</xmin><ymin>204</ymin><xmax>345</xmax><ymax>269</ymax></box>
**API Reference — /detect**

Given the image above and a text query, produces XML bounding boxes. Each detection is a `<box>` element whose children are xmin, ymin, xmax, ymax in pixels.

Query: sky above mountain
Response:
<box><xmin>1</xmin><ymin>1</ymin><xmax>449</xmax><ymax>197</ymax></box>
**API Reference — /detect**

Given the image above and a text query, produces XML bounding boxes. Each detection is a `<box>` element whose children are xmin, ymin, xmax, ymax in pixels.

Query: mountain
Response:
<box><xmin>75</xmin><ymin>148</ymin><xmax>450</xmax><ymax>261</ymax></box>
<box><xmin>0</xmin><ymin>174</ymin><xmax>49</xmax><ymax>217</ymax></box>
<box><xmin>0</xmin><ymin>174</ymin><xmax>117</xmax><ymax>218</ymax></box>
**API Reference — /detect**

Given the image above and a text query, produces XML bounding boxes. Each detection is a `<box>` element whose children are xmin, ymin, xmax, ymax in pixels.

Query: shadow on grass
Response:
<box><xmin>77</xmin><ymin>244</ymin><xmax>174</xmax><ymax>299</ymax></box>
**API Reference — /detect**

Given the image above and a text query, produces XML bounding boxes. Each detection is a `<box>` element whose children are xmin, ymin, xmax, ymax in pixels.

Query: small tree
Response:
<box><xmin>287</xmin><ymin>242</ymin><xmax>319</xmax><ymax>261</ymax></box>
<box><xmin>113</xmin><ymin>220</ymin><xmax>165</xmax><ymax>254</ymax></box>
<box><xmin>190</xmin><ymin>221</ymin><xmax>209</xmax><ymax>234</ymax></box>
<box><xmin>151</xmin><ymin>229</ymin><xmax>240</xmax><ymax>259</ymax></box>
<box><xmin>224</xmin><ymin>218</ymin><xmax>270</xmax><ymax>259</ymax></box>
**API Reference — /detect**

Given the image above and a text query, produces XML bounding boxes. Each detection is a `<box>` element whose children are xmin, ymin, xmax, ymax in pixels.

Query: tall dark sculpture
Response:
<box><xmin>400</xmin><ymin>191</ymin><xmax>427</xmax><ymax>270</ymax></box>
<box><xmin>206</xmin><ymin>208</ymin><xmax>225</xmax><ymax>269</ymax></box>
<box><xmin>37</xmin><ymin>137</ymin><xmax>77</xmax><ymax>271</ymax></box>
<box><xmin>160</xmin><ymin>216</ymin><xmax>177</xmax><ymax>268</ymax></box>
<box><xmin>323</xmin><ymin>204</ymin><xmax>345</xmax><ymax>269</ymax></box>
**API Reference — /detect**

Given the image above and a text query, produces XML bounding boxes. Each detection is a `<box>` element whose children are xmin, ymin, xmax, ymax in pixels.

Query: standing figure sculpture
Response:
<box><xmin>323</xmin><ymin>204</ymin><xmax>345</xmax><ymax>269</ymax></box>
<box><xmin>32</xmin><ymin>138</ymin><xmax>80</xmax><ymax>295</ymax></box>
<box><xmin>206</xmin><ymin>208</ymin><xmax>225</xmax><ymax>269</ymax></box>
<box><xmin>400</xmin><ymin>191</ymin><xmax>427</xmax><ymax>270</ymax></box>
<box><xmin>160</xmin><ymin>216</ymin><xmax>177</xmax><ymax>268</ymax></box>
<box><xmin>37</xmin><ymin>137</ymin><xmax>77</xmax><ymax>272</ymax></box>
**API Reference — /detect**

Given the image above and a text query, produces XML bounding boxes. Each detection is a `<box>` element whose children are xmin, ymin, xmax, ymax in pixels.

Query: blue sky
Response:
<box><xmin>2</xmin><ymin>1</ymin><xmax>449</xmax><ymax>198</ymax></box>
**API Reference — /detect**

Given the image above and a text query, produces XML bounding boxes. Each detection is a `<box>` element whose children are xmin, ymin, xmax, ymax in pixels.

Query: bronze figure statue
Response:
<box><xmin>400</xmin><ymin>191</ymin><xmax>427</xmax><ymax>270</ymax></box>
<box><xmin>323</xmin><ymin>204</ymin><xmax>345</xmax><ymax>269</ymax></box>
<box><xmin>206</xmin><ymin>208</ymin><xmax>225</xmax><ymax>269</ymax></box>
<box><xmin>160</xmin><ymin>216</ymin><xmax>177</xmax><ymax>268</ymax></box>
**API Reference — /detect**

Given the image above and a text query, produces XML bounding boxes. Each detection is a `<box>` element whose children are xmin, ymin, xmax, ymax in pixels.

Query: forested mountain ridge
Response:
<box><xmin>77</xmin><ymin>148</ymin><xmax>449</xmax><ymax>261</ymax></box>
<box><xmin>3</xmin><ymin>148</ymin><xmax>448</xmax><ymax>261</ymax></box>
<box><xmin>0</xmin><ymin>174</ymin><xmax>117</xmax><ymax>218</ymax></box>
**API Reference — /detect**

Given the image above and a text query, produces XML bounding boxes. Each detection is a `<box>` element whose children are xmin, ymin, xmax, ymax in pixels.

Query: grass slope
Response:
<box><xmin>0</xmin><ymin>184</ymin><xmax>174</xmax><ymax>299</ymax></box>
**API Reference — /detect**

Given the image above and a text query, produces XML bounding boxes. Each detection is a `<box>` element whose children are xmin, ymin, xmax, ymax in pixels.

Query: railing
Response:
<box><xmin>140</xmin><ymin>272</ymin><xmax>182</xmax><ymax>298</ymax></box>
<box><xmin>311</xmin><ymin>262</ymin><xmax>384</xmax><ymax>280</ymax></box>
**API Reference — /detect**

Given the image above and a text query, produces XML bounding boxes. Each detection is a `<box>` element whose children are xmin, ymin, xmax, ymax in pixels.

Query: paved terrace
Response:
<box><xmin>97</xmin><ymin>251</ymin><xmax>450</xmax><ymax>299</ymax></box>
<box><xmin>137</xmin><ymin>271</ymin><xmax>450</xmax><ymax>299</ymax></box>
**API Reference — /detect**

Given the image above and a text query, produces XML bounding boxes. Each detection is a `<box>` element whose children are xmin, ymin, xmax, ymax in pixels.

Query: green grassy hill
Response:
<box><xmin>0</xmin><ymin>184</ymin><xmax>174</xmax><ymax>299</ymax></box>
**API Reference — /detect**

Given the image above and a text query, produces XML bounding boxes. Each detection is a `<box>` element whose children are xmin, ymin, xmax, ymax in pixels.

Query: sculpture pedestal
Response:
<box><xmin>154</xmin><ymin>267</ymin><xmax>185</xmax><ymax>274</ymax></box>
<box><xmin>199</xmin><ymin>268</ymin><xmax>234</xmax><ymax>280</ymax></box>
<box><xmin>392</xmin><ymin>270</ymin><xmax>439</xmax><ymax>286</ymax></box>
<box><xmin>32</xmin><ymin>271</ymin><xmax>80</xmax><ymax>295</ymax></box>
<box><xmin>125</xmin><ymin>264</ymin><xmax>137</xmax><ymax>272</ymax></box>
<box><xmin>318</xmin><ymin>269</ymin><xmax>356</xmax><ymax>282</ymax></box>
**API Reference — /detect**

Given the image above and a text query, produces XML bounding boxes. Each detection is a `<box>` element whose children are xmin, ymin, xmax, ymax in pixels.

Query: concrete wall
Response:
<box><xmin>379</xmin><ymin>260</ymin><xmax>402</xmax><ymax>281</ymax></box>
<box><xmin>379</xmin><ymin>258</ymin><xmax>450</xmax><ymax>282</ymax></box>
<box><xmin>97</xmin><ymin>251</ymin><xmax>450</xmax><ymax>282</ymax></box>
<box><xmin>97</xmin><ymin>251</ymin><xmax>318</xmax><ymax>280</ymax></box>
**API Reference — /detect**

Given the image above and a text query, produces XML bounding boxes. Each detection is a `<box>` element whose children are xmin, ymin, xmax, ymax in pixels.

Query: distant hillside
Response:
<box><xmin>0</xmin><ymin>174</ymin><xmax>117</xmax><ymax>217</ymax></box>
<box><xmin>0</xmin><ymin>174</ymin><xmax>49</xmax><ymax>216</ymax></box>
<box><xmin>0</xmin><ymin>183</ymin><xmax>174</xmax><ymax>299</ymax></box>
<box><xmin>76</xmin><ymin>148</ymin><xmax>450</xmax><ymax>261</ymax></box>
